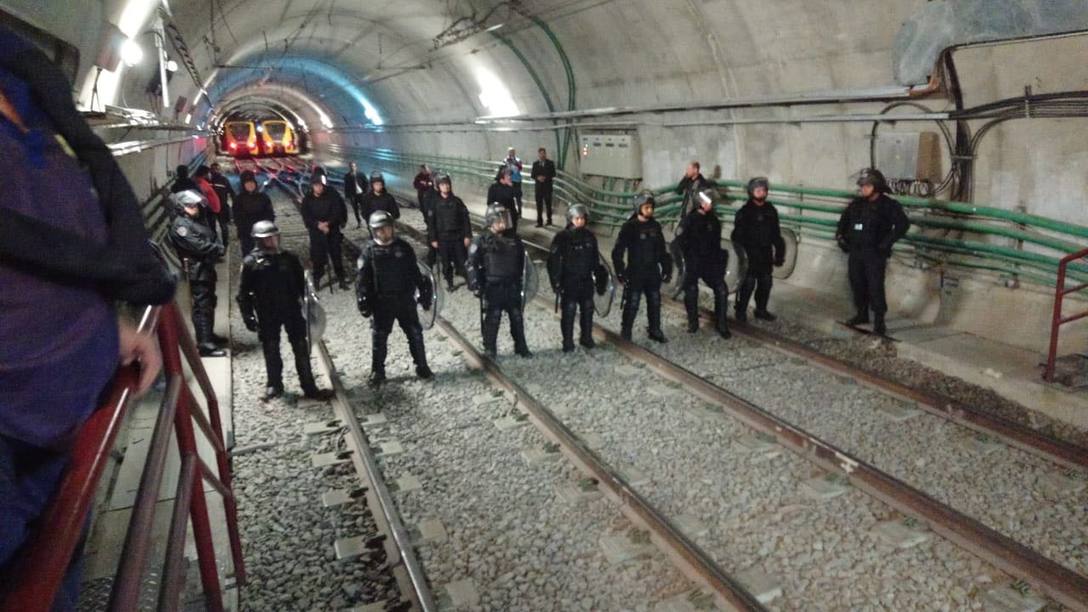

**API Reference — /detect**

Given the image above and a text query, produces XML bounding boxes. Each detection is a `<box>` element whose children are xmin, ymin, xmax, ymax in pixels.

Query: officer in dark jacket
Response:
<box><xmin>612</xmin><ymin>191</ymin><xmax>673</xmax><ymax>342</ymax></box>
<box><xmin>168</xmin><ymin>190</ymin><xmax>226</xmax><ymax>356</ymax></box>
<box><xmin>172</xmin><ymin>164</ymin><xmax>197</xmax><ymax>194</ymax></box>
<box><xmin>835</xmin><ymin>168</ymin><xmax>911</xmax><ymax>335</ymax></box>
<box><xmin>731</xmin><ymin>177</ymin><xmax>786</xmax><ymax>322</ymax></box>
<box><xmin>468</xmin><ymin>205</ymin><xmax>532</xmax><ymax>359</ymax></box>
<box><xmin>427</xmin><ymin>172</ymin><xmax>472</xmax><ymax>291</ymax></box>
<box><xmin>675</xmin><ymin>161</ymin><xmax>714</xmax><ymax>218</ymax></box>
<box><xmin>343</xmin><ymin>161</ymin><xmax>365</xmax><ymax>228</ymax></box>
<box><xmin>486</xmin><ymin>167</ymin><xmax>521</xmax><ymax>232</ymax></box>
<box><xmin>677</xmin><ymin>189</ymin><xmax>731</xmax><ymax>338</ymax></box>
<box><xmin>548</xmin><ymin>204</ymin><xmax>607</xmax><ymax>351</ymax></box>
<box><xmin>209</xmin><ymin>163</ymin><xmax>234</xmax><ymax>252</ymax></box>
<box><xmin>356</xmin><ymin>211</ymin><xmax>434</xmax><ymax>387</ymax></box>
<box><xmin>531</xmin><ymin>147</ymin><xmax>556</xmax><ymax>227</ymax></box>
<box><xmin>360</xmin><ymin>171</ymin><xmax>400</xmax><ymax>225</ymax></box>
<box><xmin>233</xmin><ymin>170</ymin><xmax>275</xmax><ymax>258</ymax></box>
<box><xmin>237</xmin><ymin>221</ymin><xmax>332</xmax><ymax>401</ymax></box>
<box><xmin>301</xmin><ymin>173</ymin><xmax>349</xmax><ymax>289</ymax></box>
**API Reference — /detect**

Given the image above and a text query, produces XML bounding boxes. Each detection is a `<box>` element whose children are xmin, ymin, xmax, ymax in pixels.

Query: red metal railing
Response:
<box><xmin>1044</xmin><ymin>247</ymin><xmax>1088</xmax><ymax>382</ymax></box>
<box><xmin>0</xmin><ymin>303</ymin><xmax>245</xmax><ymax>612</ymax></box>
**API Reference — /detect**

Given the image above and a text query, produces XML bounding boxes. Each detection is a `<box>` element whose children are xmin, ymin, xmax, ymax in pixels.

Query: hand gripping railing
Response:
<box><xmin>1043</xmin><ymin>247</ymin><xmax>1088</xmax><ymax>382</ymax></box>
<box><xmin>0</xmin><ymin>302</ymin><xmax>245</xmax><ymax>612</ymax></box>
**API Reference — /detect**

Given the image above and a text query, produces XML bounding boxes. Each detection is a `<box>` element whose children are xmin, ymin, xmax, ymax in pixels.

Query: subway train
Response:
<box><xmin>260</xmin><ymin>119</ymin><xmax>298</xmax><ymax>156</ymax></box>
<box><xmin>223</xmin><ymin>120</ymin><xmax>259</xmax><ymax>157</ymax></box>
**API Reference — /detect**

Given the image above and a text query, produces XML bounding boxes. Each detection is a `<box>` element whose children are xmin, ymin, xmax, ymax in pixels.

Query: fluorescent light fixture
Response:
<box><xmin>184</xmin><ymin>113</ymin><xmax>192</xmax><ymax>124</ymax></box>
<box><xmin>485</xmin><ymin>23</ymin><xmax>505</xmax><ymax>32</ymax></box>
<box><xmin>120</xmin><ymin>38</ymin><xmax>143</xmax><ymax>67</ymax></box>
<box><xmin>474</xmin><ymin>65</ymin><xmax>519</xmax><ymax>117</ymax></box>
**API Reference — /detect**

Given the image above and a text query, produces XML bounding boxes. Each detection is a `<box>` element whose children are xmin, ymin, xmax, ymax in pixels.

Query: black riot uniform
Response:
<box><xmin>209</xmin><ymin>167</ymin><xmax>234</xmax><ymax>251</ymax></box>
<box><xmin>301</xmin><ymin>180</ymin><xmax>348</xmax><ymax>289</ymax></box>
<box><xmin>547</xmin><ymin>210</ymin><xmax>606</xmax><ymax>352</ymax></box>
<box><xmin>360</xmin><ymin>190</ymin><xmax>400</xmax><ymax>223</ymax></box>
<box><xmin>343</xmin><ymin>167</ymin><xmax>365</xmax><ymax>228</ymax></box>
<box><xmin>356</xmin><ymin>215</ymin><xmax>433</xmax><ymax>387</ymax></box>
<box><xmin>835</xmin><ymin>169</ymin><xmax>911</xmax><ymax>334</ymax></box>
<box><xmin>677</xmin><ymin>195</ymin><xmax>730</xmax><ymax>337</ymax></box>
<box><xmin>237</xmin><ymin>241</ymin><xmax>325</xmax><ymax>399</ymax></box>
<box><xmin>467</xmin><ymin>212</ymin><xmax>531</xmax><ymax>358</ymax></box>
<box><xmin>611</xmin><ymin>193</ymin><xmax>672</xmax><ymax>342</ymax></box>
<box><xmin>486</xmin><ymin>170</ymin><xmax>521</xmax><ymax>232</ymax></box>
<box><xmin>427</xmin><ymin>185</ymin><xmax>472</xmax><ymax>291</ymax></box>
<box><xmin>731</xmin><ymin>178</ymin><xmax>786</xmax><ymax>321</ymax></box>
<box><xmin>233</xmin><ymin>171</ymin><xmax>275</xmax><ymax>258</ymax></box>
<box><xmin>168</xmin><ymin>193</ymin><xmax>225</xmax><ymax>356</ymax></box>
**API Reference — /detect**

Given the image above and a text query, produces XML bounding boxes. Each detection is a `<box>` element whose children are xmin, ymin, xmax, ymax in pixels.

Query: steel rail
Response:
<box><xmin>430</xmin><ymin>313</ymin><xmax>766</xmax><ymax>611</ymax></box>
<box><xmin>274</xmin><ymin>175</ymin><xmax>436</xmax><ymax>611</ymax></box>
<box><xmin>384</xmin><ymin>219</ymin><xmax>764</xmax><ymax>610</ymax></box>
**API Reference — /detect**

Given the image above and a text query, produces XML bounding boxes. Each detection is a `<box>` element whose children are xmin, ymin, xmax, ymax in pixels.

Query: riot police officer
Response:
<box><xmin>677</xmin><ymin>189</ymin><xmax>730</xmax><ymax>338</ymax></box>
<box><xmin>301</xmin><ymin>173</ymin><xmax>349</xmax><ymax>289</ymax></box>
<box><xmin>732</xmin><ymin>177</ymin><xmax>786</xmax><ymax>322</ymax></box>
<box><xmin>360</xmin><ymin>171</ymin><xmax>400</xmax><ymax>224</ymax></box>
<box><xmin>427</xmin><ymin>172</ymin><xmax>472</xmax><ymax>292</ymax></box>
<box><xmin>467</xmin><ymin>205</ymin><xmax>532</xmax><ymax>359</ymax></box>
<box><xmin>237</xmin><ymin>221</ymin><xmax>333</xmax><ymax>401</ymax></box>
<box><xmin>612</xmin><ymin>191</ymin><xmax>672</xmax><ymax>343</ymax></box>
<box><xmin>168</xmin><ymin>190</ymin><xmax>226</xmax><ymax>357</ymax></box>
<box><xmin>357</xmin><ymin>211</ymin><xmax>434</xmax><ymax>387</ymax></box>
<box><xmin>548</xmin><ymin>204</ymin><xmax>608</xmax><ymax>352</ymax></box>
<box><xmin>835</xmin><ymin>168</ymin><xmax>911</xmax><ymax>335</ymax></box>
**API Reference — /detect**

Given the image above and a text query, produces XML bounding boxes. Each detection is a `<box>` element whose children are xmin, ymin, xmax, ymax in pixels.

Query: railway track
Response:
<box><xmin>245</xmin><ymin>159</ymin><xmax>1087</xmax><ymax>609</ymax></box>
<box><xmin>266</xmin><ymin>174</ymin><xmax>748</xmax><ymax>605</ymax></box>
<box><xmin>389</xmin><ymin>204</ymin><xmax>1086</xmax><ymax>611</ymax></box>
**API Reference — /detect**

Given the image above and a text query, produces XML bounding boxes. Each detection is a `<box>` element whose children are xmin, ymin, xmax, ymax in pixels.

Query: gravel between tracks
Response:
<box><xmin>315</xmin><ymin>233</ymin><xmax>697</xmax><ymax>610</ymax></box>
<box><xmin>229</xmin><ymin>190</ymin><xmax>399</xmax><ymax>611</ymax></box>
<box><xmin>598</xmin><ymin>285</ymin><xmax>1088</xmax><ymax>580</ymax></box>
<box><xmin>392</xmin><ymin>209</ymin><xmax>1016</xmax><ymax>611</ymax></box>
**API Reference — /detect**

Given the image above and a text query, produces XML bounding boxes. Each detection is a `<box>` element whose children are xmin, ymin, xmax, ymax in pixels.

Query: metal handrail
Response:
<box><xmin>1043</xmin><ymin>247</ymin><xmax>1088</xmax><ymax>382</ymax></box>
<box><xmin>0</xmin><ymin>303</ymin><xmax>245</xmax><ymax>612</ymax></box>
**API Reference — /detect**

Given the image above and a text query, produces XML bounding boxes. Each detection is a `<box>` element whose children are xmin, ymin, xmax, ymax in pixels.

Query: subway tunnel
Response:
<box><xmin>1</xmin><ymin>1</ymin><xmax>1088</xmax><ymax>610</ymax></box>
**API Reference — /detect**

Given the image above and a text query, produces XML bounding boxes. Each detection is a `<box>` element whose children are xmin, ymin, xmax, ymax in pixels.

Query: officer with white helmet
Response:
<box><xmin>238</xmin><ymin>221</ymin><xmax>333</xmax><ymax>401</ymax></box>
<box><xmin>357</xmin><ymin>211</ymin><xmax>434</xmax><ymax>387</ymax></box>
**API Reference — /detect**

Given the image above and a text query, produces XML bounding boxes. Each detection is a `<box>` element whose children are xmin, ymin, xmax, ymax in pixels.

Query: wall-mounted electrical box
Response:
<box><xmin>874</xmin><ymin>132</ymin><xmax>941</xmax><ymax>183</ymax></box>
<box><xmin>579</xmin><ymin>133</ymin><xmax>642</xmax><ymax>179</ymax></box>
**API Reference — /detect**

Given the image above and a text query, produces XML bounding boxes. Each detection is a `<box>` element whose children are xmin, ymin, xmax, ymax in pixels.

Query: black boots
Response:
<box><xmin>873</xmin><ymin>313</ymin><xmax>887</xmax><ymax>335</ymax></box>
<box><xmin>407</xmin><ymin>329</ymin><xmax>434</xmax><ymax>379</ymax></box>
<box><xmin>714</xmin><ymin>289</ymin><xmax>731</xmax><ymax>339</ymax></box>
<box><xmin>754</xmin><ymin>310</ymin><xmax>777</xmax><ymax>321</ymax></box>
<box><xmin>846</xmin><ymin>312</ymin><xmax>870</xmax><ymax>326</ymax></box>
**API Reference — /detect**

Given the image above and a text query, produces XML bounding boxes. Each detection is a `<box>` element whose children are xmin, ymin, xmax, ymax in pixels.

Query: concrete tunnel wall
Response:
<box><xmin>4</xmin><ymin>0</ymin><xmax>1087</xmax><ymax>355</ymax></box>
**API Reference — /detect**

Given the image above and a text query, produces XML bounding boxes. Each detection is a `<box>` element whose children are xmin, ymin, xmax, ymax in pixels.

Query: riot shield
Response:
<box><xmin>303</xmin><ymin>270</ymin><xmax>327</xmax><ymax>350</ymax></box>
<box><xmin>521</xmin><ymin>255</ymin><xmax>540</xmax><ymax>309</ymax></box>
<box><xmin>416</xmin><ymin>260</ymin><xmax>443</xmax><ymax>330</ymax></box>
<box><xmin>667</xmin><ymin>239</ymin><xmax>686</xmax><ymax>299</ymax></box>
<box><xmin>593</xmin><ymin>254</ymin><xmax>616</xmax><ymax>317</ymax></box>
<box><xmin>726</xmin><ymin>241</ymin><xmax>745</xmax><ymax>294</ymax></box>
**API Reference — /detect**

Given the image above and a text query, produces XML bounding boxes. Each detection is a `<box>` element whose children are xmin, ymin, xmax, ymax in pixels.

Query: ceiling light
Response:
<box><xmin>120</xmin><ymin>38</ymin><xmax>143</xmax><ymax>67</ymax></box>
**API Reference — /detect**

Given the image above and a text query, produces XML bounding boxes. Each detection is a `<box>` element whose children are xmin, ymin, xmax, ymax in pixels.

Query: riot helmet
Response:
<box><xmin>485</xmin><ymin>204</ymin><xmax>513</xmax><ymax>232</ymax></box>
<box><xmin>435</xmin><ymin>171</ymin><xmax>452</xmax><ymax>186</ymax></box>
<box><xmin>633</xmin><ymin>190</ymin><xmax>656</xmax><ymax>218</ymax></box>
<box><xmin>240</xmin><ymin>170</ymin><xmax>258</xmax><ymax>191</ymax></box>
<box><xmin>370</xmin><ymin>171</ymin><xmax>385</xmax><ymax>185</ymax></box>
<box><xmin>251</xmin><ymin>220</ymin><xmax>281</xmax><ymax>253</ymax></box>
<box><xmin>171</xmin><ymin>189</ymin><xmax>207</xmax><ymax>214</ymax></box>
<box><xmin>696</xmin><ymin>189</ymin><xmax>718</xmax><ymax>210</ymax></box>
<box><xmin>747</xmin><ymin>177</ymin><xmax>769</xmax><ymax>199</ymax></box>
<box><xmin>369</xmin><ymin>211</ymin><xmax>395</xmax><ymax>245</ymax></box>
<box><xmin>856</xmin><ymin>168</ymin><xmax>889</xmax><ymax>194</ymax></box>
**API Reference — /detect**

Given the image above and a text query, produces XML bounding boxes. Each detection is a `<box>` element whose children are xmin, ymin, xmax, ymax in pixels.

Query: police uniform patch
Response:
<box><xmin>176</xmin><ymin>226</ymin><xmax>189</xmax><ymax>237</ymax></box>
